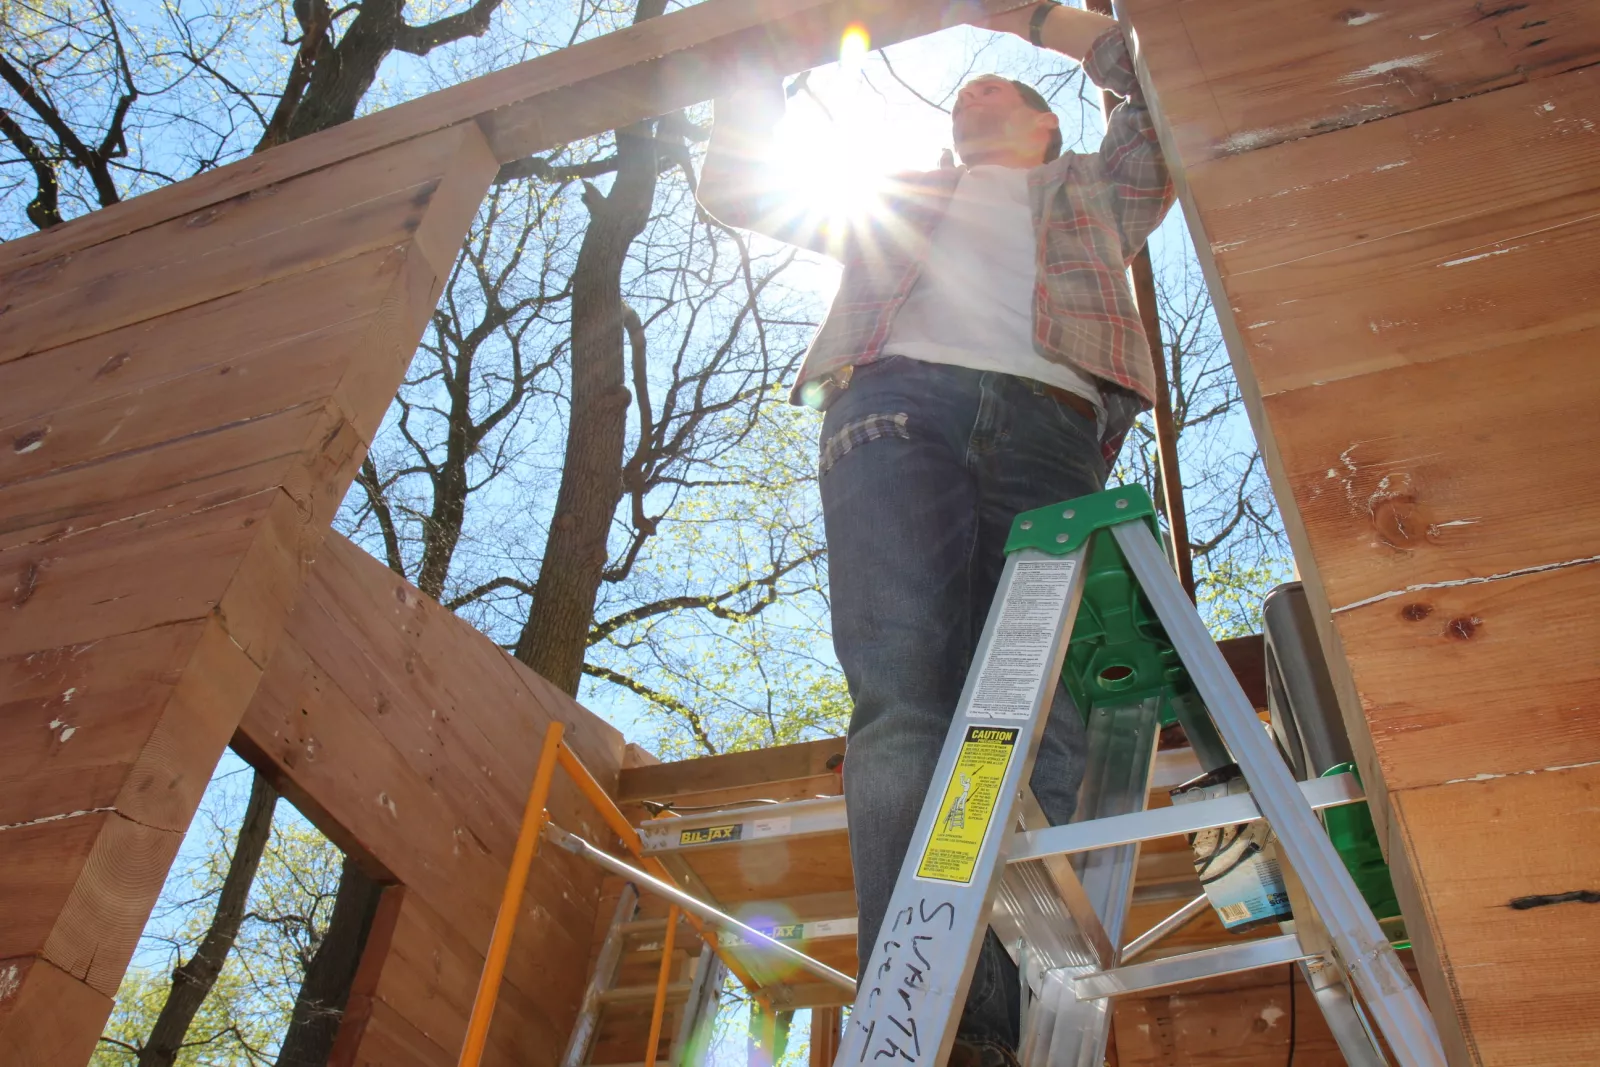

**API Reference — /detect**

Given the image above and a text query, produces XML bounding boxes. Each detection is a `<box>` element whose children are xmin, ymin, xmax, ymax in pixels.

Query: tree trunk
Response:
<box><xmin>274</xmin><ymin>858</ymin><xmax>386</xmax><ymax>1066</ymax></box>
<box><xmin>284</xmin><ymin>0</ymin><xmax>405</xmax><ymax>141</ymax></box>
<box><xmin>512</xmin><ymin>0</ymin><xmax>667</xmax><ymax>694</ymax></box>
<box><xmin>137</xmin><ymin>773</ymin><xmax>278</xmax><ymax>1067</ymax></box>
<box><xmin>415</xmin><ymin>350</ymin><xmax>476</xmax><ymax>599</ymax></box>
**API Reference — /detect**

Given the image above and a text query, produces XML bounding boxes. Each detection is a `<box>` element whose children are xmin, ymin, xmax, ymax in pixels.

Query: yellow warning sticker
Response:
<box><xmin>915</xmin><ymin>726</ymin><xmax>1019</xmax><ymax>885</ymax></box>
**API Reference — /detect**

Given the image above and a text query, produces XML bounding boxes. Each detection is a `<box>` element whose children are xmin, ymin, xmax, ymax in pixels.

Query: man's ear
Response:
<box><xmin>1035</xmin><ymin>111</ymin><xmax>1061</xmax><ymax>138</ymax></box>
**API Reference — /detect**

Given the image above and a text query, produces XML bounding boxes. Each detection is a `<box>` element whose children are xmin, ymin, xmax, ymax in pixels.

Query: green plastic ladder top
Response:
<box><xmin>1321</xmin><ymin>761</ymin><xmax>1404</xmax><ymax>930</ymax></box>
<box><xmin>1005</xmin><ymin>486</ymin><xmax>1187</xmax><ymax>726</ymax></box>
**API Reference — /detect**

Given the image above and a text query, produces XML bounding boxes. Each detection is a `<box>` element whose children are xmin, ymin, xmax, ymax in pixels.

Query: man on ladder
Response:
<box><xmin>698</xmin><ymin>3</ymin><xmax>1174</xmax><ymax>1063</ymax></box>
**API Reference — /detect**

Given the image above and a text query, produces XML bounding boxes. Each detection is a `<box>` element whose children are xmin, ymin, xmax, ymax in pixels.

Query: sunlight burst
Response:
<box><xmin>839</xmin><ymin>24</ymin><xmax>870</xmax><ymax>73</ymax></box>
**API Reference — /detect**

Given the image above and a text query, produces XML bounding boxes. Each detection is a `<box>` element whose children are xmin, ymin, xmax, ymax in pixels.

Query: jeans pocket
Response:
<box><xmin>818</xmin><ymin>411</ymin><xmax>910</xmax><ymax>478</ymax></box>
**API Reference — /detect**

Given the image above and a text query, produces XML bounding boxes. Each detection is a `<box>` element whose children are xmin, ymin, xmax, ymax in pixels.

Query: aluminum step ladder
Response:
<box><xmin>835</xmin><ymin>485</ymin><xmax>1446</xmax><ymax>1067</ymax></box>
<box><xmin>561</xmin><ymin>882</ymin><xmax>728</xmax><ymax>1067</ymax></box>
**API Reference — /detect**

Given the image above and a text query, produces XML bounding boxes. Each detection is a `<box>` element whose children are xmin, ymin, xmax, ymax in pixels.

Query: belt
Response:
<box><xmin>1030</xmin><ymin>380</ymin><xmax>1098</xmax><ymax>424</ymax></box>
<box><xmin>832</xmin><ymin>362</ymin><xmax>1098</xmax><ymax>425</ymax></box>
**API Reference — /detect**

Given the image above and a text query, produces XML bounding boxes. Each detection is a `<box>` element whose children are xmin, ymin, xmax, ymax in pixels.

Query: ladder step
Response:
<box><xmin>1073</xmin><ymin>933</ymin><xmax>1313</xmax><ymax>1000</ymax></box>
<box><xmin>596</xmin><ymin>980</ymin><xmax>695</xmax><ymax>1006</ymax></box>
<box><xmin>1009</xmin><ymin>772</ymin><xmax>1364</xmax><ymax>863</ymax></box>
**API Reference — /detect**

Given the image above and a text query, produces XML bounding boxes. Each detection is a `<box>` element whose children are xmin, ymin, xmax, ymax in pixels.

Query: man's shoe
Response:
<box><xmin>947</xmin><ymin>1039</ymin><xmax>1022</xmax><ymax>1067</ymax></box>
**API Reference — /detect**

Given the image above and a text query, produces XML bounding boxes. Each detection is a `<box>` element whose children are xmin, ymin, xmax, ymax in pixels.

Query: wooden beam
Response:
<box><xmin>0</xmin><ymin>0</ymin><xmax>1025</xmax><ymax>284</ymax></box>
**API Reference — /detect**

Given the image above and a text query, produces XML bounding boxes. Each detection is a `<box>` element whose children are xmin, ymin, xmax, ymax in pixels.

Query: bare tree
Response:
<box><xmin>133</xmin><ymin>775</ymin><xmax>278</xmax><ymax>1067</ymax></box>
<box><xmin>0</xmin><ymin>0</ymin><xmax>256</xmax><ymax>230</ymax></box>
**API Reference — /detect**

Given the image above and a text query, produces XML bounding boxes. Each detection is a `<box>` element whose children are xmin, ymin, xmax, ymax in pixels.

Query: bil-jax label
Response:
<box><xmin>915</xmin><ymin>726</ymin><xmax>1019</xmax><ymax>885</ymax></box>
<box><xmin>679</xmin><ymin>823</ymin><xmax>741</xmax><ymax>846</ymax></box>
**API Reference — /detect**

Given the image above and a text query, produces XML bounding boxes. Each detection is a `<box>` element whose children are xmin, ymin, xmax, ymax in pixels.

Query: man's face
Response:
<box><xmin>951</xmin><ymin>75</ymin><xmax>1054</xmax><ymax>167</ymax></box>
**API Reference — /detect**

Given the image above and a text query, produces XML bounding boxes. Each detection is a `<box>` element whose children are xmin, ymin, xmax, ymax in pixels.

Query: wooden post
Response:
<box><xmin>809</xmin><ymin>1006</ymin><xmax>841</xmax><ymax>1067</ymax></box>
<box><xmin>1084</xmin><ymin>0</ymin><xmax>1194</xmax><ymax>600</ymax></box>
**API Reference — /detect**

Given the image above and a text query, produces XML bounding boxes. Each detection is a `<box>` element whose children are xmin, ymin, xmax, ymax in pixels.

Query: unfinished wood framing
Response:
<box><xmin>0</xmin><ymin>0</ymin><xmax>990</xmax><ymax>1058</ymax></box>
<box><xmin>1123</xmin><ymin>1</ymin><xmax>1600</xmax><ymax>1062</ymax></box>
<box><xmin>0</xmin><ymin>118</ymin><xmax>496</xmax><ymax>1064</ymax></box>
<box><xmin>5</xmin><ymin>0</ymin><xmax>1598</xmax><ymax>1061</ymax></box>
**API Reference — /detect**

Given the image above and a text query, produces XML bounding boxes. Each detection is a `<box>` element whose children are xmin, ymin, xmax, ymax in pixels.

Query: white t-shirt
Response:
<box><xmin>882</xmin><ymin>165</ymin><xmax>1103</xmax><ymax>413</ymax></box>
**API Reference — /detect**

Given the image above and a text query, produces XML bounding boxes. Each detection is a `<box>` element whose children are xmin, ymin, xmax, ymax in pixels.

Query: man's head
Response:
<box><xmin>951</xmin><ymin>75</ymin><xmax>1062</xmax><ymax>169</ymax></box>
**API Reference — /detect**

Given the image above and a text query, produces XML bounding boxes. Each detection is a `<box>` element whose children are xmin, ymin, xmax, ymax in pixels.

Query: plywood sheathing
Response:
<box><xmin>0</xmin><ymin>121</ymin><xmax>496</xmax><ymax>1064</ymax></box>
<box><xmin>1121</xmin><ymin>1</ymin><xmax>1600</xmax><ymax>1061</ymax></box>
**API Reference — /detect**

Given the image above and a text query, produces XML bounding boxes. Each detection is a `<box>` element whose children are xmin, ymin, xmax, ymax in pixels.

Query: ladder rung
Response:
<box><xmin>1009</xmin><ymin>772</ymin><xmax>1363</xmax><ymax>863</ymax></box>
<box><xmin>1075</xmin><ymin>933</ymin><xmax>1313</xmax><ymax>1000</ymax></box>
<box><xmin>596</xmin><ymin>980</ymin><xmax>695</xmax><ymax>1006</ymax></box>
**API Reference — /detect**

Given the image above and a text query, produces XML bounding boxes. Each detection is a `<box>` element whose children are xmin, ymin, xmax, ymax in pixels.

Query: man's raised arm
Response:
<box><xmin>698</xmin><ymin>78</ymin><xmax>835</xmax><ymax>255</ymax></box>
<box><xmin>990</xmin><ymin>3</ymin><xmax>1175</xmax><ymax>259</ymax></box>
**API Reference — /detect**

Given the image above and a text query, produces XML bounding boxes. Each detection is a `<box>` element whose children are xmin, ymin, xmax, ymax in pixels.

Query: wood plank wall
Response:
<box><xmin>1121</xmin><ymin>1</ymin><xmax>1600</xmax><ymax>1062</ymax></box>
<box><xmin>235</xmin><ymin>533</ymin><xmax>624</xmax><ymax>1067</ymax></box>
<box><xmin>0</xmin><ymin>122</ymin><xmax>496</xmax><ymax>1064</ymax></box>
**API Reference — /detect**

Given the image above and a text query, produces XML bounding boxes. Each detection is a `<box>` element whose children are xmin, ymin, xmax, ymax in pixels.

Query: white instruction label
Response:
<box><xmin>751</xmin><ymin>816</ymin><xmax>791</xmax><ymax>839</ymax></box>
<box><xmin>966</xmin><ymin>558</ymin><xmax>1077</xmax><ymax>721</ymax></box>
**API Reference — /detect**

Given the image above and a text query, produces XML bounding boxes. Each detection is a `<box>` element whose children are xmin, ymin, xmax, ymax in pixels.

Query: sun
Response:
<box><xmin>751</xmin><ymin>25</ymin><xmax>906</xmax><ymax>237</ymax></box>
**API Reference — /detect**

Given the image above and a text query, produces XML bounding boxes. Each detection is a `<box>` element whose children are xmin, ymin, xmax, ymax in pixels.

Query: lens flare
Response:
<box><xmin>839</xmin><ymin>24</ymin><xmax>870</xmax><ymax>73</ymax></box>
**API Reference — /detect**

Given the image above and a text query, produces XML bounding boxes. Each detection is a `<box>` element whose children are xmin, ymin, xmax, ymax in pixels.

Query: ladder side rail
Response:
<box><xmin>1299</xmin><ymin>959</ymin><xmax>1387</xmax><ymax>1067</ymax></box>
<box><xmin>835</xmin><ymin>545</ymin><xmax>1091</xmax><ymax>1066</ymax></box>
<box><xmin>1017</xmin><ymin>698</ymin><xmax>1163</xmax><ymax>1067</ymax></box>
<box><xmin>1111</xmin><ymin>521</ymin><xmax>1448</xmax><ymax>1067</ymax></box>
<box><xmin>562</xmin><ymin>883</ymin><xmax>641</xmax><ymax>1067</ymax></box>
<box><xmin>1073</xmin><ymin>698</ymin><xmax>1162</xmax><ymax>956</ymax></box>
<box><xmin>671</xmin><ymin>946</ymin><xmax>726</xmax><ymax>1067</ymax></box>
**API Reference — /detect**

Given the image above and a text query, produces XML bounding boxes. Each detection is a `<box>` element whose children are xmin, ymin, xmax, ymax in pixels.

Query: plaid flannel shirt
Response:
<box><xmin>698</xmin><ymin>27</ymin><xmax>1174</xmax><ymax>465</ymax></box>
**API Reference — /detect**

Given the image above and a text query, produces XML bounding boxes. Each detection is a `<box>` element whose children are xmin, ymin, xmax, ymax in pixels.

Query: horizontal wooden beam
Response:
<box><xmin>0</xmin><ymin>0</ymin><xmax>1021</xmax><ymax>282</ymax></box>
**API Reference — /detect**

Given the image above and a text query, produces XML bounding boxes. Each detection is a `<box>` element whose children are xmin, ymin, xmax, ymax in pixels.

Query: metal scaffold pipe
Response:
<box><xmin>544</xmin><ymin>822</ymin><xmax>858</xmax><ymax>995</ymax></box>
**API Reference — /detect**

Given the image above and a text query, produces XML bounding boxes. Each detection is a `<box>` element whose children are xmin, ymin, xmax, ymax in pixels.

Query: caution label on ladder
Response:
<box><xmin>915</xmin><ymin>726</ymin><xmax>1019</xmax><ymax>885</ymax></box>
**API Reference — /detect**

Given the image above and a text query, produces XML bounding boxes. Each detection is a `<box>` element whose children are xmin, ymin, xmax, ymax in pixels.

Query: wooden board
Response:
<box><xmin>0</xmin><ymin>123</ymin><xmax>496</xmax><ymax>1060</ymax></box>
<box><xmin>1113</xmin><ymin>966</ymin><xmax>1345</xmax><ymax>1066</ymax></box>
<box><xmin>1132</xmin><ymin>0</ymin><xmax>1600</xmax><ymax>166</ymax></box>
<box><xmin>0</xmin><ymin>0</ymin><xmax>1008</xmax><ymax>282</ymax></box>
<box><xmin>1125</xmin><ymin>1</ymin><xmax>1600</xmax><ymax>1060</ymax></box>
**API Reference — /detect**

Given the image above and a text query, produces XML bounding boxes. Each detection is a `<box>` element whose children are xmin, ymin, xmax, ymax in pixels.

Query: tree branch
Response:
<box><xmin>392</xmin><ymin>0</ymin><xmax>504</xmax><ymax>55</ymax></box>
<box><xmin>582</xmin><ymin>663</ymin><xmax>719</xmax><ymax>755</ymax></box>
<box><xmin>589</xmin><ymin>548</ymin><xmax>822</xmax><ymax>643</ymax></box>
<box><xmin>443</xmin><ymin>575</ymin><xmax>535</xmax><ymax>611</ymax></box>
<box><xmin>0</xmin><ymin>106</ymin><xmax>62</xmax><ymax>228</ymax></box>
<box><xmin>355</xmin><ymin>457</ymin><xmax>406</xmax><ymax>578</ymax></box>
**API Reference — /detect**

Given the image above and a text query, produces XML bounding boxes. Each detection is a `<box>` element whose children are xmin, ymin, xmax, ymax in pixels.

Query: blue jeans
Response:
<box><xmin>820</xmin><ymin>357</ymin><xmax>1103</xmax><ymax>1051</ymax></box>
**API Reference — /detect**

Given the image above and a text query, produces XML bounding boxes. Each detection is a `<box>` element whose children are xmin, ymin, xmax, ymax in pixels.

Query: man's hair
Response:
<box><xmin>1009</xmin><ymin>80</ymin><xmax>1063</xmax><ymax>163</ymax></box>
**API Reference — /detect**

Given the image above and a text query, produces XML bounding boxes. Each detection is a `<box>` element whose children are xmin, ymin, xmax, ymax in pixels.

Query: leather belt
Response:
<box><xmin>834</xmin><ymin>361</ymin><xmax>1098</xmax><ymax>425</ymax></box>
<box><xmin>1031</xmin><ymin>381</ymin><xmax>1098</xmax><ymax>424</ymax></box>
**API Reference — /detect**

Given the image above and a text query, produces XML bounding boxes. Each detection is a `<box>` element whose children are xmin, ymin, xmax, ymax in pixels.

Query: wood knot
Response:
<box><xmin>1400</xmin><ymin>603</ymin><xmax>1433</xmax><ymax>622</ymax></box>
<box><xmin>13</xmin><ymin>560</ymin><xmax>40</xmax><ymax>607</ymax></box>
<box><xmin>1445</xmin><ymin>616</ymin><xmax>1481</xmax><ymax>640</ymax></box>
<box><xmin>13</xmin><ymin>427</ymin><xmax>47</xmax><ymax>454</ymax></box>
<box><xmin>1368</xmin><ymin>472</ymin><xmax>1424</xmax><ymax>548</ymax></box>
<box><xmin>96</xmin><ymin>351</ymin><xmax>130</xmax><ymax>376</ymax></box>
